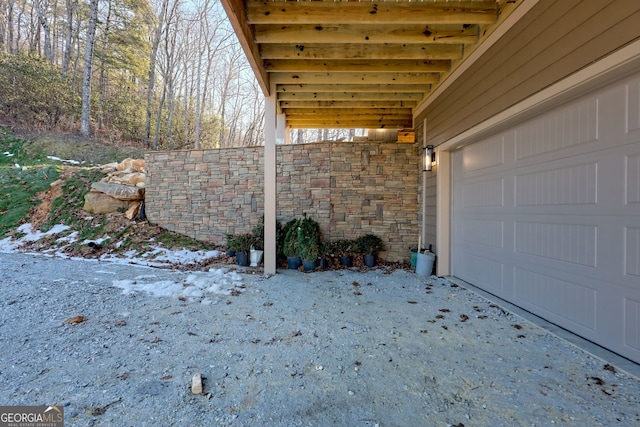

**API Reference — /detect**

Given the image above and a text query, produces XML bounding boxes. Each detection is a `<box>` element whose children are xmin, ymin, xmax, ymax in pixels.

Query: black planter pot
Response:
<box><xmin>319</xmin><ymin>258</ymin><xmax>329</xmax><ymax>270</ymax></box>
<box><xmin>363</xmin><ymin>253</ymin><xmax>376</xmax><ymax>267</ymax></box>
<box><xmin>339</xmin><ymin>255</ymin><xmax>353</xmax><ymax>267</ymax></box>
<box><xmin>303</xmin><ymin>259</ymin><xmax>318</xmax><ymax>271</ymax></box>
<box><xmin>287</xmin><ymin>256</ymin><xmax>302</xmax><ymax>270</ymax></box>
<box><xmin>226</xmin><ymin>249</ymin><xmax>236</xmax><ymax>257</ymax></box>
<box><xmin>236</xmin><ymin>251</ymin><xmax>249</xmax><ymax>266</ymax></box>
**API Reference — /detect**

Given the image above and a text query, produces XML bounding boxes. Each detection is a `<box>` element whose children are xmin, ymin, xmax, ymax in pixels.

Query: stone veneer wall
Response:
<box><xmin>145</xmin><ymin>141</ymin><xmax>419</xmax><ymax>262</ymax></box>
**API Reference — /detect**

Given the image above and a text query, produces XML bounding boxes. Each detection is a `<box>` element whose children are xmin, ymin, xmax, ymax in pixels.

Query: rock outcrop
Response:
<box><xmin>83</xmin><ymin>158</ymin><xmax>146</xmax><ymax>216</ymax></box>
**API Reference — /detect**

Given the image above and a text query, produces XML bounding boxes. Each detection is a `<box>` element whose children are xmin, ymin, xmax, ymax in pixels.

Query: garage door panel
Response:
<box><xmin>514</xmin><ymin>221</ymin><xmax>597</xmax><ymax>267</ymax></box>
<box><xmin>515</xmin><ymin>97</ymin><xmax>599</xmax><ymax>161</ymax></box>
<box><xmin>513</xmin><ymin>267</ymin><xmax>597</xmax><ymax>332</ymax></box>
<box><xmin>626</xmin><ymin>227</ymin><xmax>640</xmax><ymax>277</ymax></box>
<box><xmin>626</xmin><ymin>78</ymin><xmax>640</xmax><ymax>135</ymax></box>
<box><xmin>515</xmin><ymin>161</ymin><xmax>598</xmax><ymax>206</ymax></box>
<box><xmin>624</xmin><ymin>298</ymin><xmax>640</xmax><ymax>352</ymax></box>
<box><xmin>462</xmin><ymin>178</ymin><xmax>505</xmax><ymax>208</ymax></box>
<box><xmin>626</xmin><ymin>153</ymin><xmax>640</xmax><ymax>204</ymax></box>
<box><xmin>461</xmin><ymin>218</ymin><xmax>504</xmax><ymax>248</ymax></box>
<box><xmin>463</xmin><ymin>134</ymin><xmax>507</xmax><ymax>172</ymax></box>
<box><xmin>456</xmin><ymin>250</ymin><xmax>505</xmax><ymax>294</ymax></box>
<box><xmin>452</xmin><ymin>71</ymin><xmax>640</xmax><ymax>363</ymax></box>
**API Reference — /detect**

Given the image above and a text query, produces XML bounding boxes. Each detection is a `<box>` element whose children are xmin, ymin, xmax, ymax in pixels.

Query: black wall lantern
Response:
<box><xmin>423</xmin><ymin>145</ymin><xmax>435</xmax><ymax>172</ymax></box>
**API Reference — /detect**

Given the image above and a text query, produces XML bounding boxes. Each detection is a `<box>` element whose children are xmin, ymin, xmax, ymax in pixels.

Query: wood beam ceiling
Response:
<box><xmin>223</xmin><ymin>0</ymin><xmax>508</xmax><ymax>129</ymax></box>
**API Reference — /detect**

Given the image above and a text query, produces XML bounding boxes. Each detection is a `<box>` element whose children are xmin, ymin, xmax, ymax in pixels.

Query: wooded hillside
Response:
<box><xmin>0</xmin><ymin>0</ymin><xmax>268</xmax><ymax>148</ymax></box>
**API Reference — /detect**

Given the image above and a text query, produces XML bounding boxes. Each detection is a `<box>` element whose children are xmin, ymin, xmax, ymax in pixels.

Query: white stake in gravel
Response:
<box><xmin>191</xmin><ymin>373</ymin><xmax>203</xmax><ymax>394</ymax></box>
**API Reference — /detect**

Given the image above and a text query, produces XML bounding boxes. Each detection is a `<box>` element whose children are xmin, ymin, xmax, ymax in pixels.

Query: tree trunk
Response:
<box><xmin>97</xmin><ymin>0</ymin><xmax>111</xmax><ymax>131</ymax></box>
<box><xmin>144</xmin><ymin>0</ymin><xmax>169</xmax><ymax>148</ymax></box>
<box><xmin>7</xmin><ymin>0</ymin><xmax>14</xmax><ymax>53</ymax></box>
<box><xmin>61</xmin><ymin>0</ymin><xmax>75</xmax><ymax>76</ymax></box>
<box><xmin>79</xmin><ymin>0</ymin><xmax>98</xmax><ymax>137</ymax></box>
<box><xmin>152</xmin><ymin>85</ymin><xmax>165</xmax><ymax>150</ymax></box>
<box><xmin>0</xmin><ymin>0</ymin><xmax>6</xmax><ymax>53</ymax></box>
<box><xmin>35</xmin><ymin>0</ymin><xmax>52</xmax><ymax>61</ymax></box>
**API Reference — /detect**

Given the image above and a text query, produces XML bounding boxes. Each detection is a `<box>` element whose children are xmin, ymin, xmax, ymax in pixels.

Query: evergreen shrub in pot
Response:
<box><xmin>298</xmin><ymin>215</ymin><xmax>321</xmax><ymax>271</ymax></box>
<box><xmin>333</xmin><ymin>239</ymin><xmax>357</xmax><ymax>267</ymax></box>
<box><xmin>356</xmin><ymin>233</ymin><xmax>385</xmax><ymax>267</ymax></box>
<box><xmin>228</xmin><ymin>233</ymin><xmax>254</xmax><ymax>266</ymax></box>
<box><xmin>282</xmin><ymin>218</ymin><xmax>302</xmax><ymax>269</ymax></box>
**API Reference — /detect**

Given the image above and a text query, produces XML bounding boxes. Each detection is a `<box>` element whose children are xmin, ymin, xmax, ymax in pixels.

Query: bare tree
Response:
<box><xmin>60</xmin><ymin>0</ymin><xmax>76</xmax><ymax>75</ymax></box>
<box><xmin>143</xmin><ymin>0</ymin><xmax>169</xmax><ymax>147</ymax></box>
<box><xmin>35</xmin><ymin>0</ymin><xmax>52</xmax><ymax>60</ymax></box>
<box><xmin>79</xmin><ymin>0</ymin><xmax>99</xmax><ymax>137</ymax></box>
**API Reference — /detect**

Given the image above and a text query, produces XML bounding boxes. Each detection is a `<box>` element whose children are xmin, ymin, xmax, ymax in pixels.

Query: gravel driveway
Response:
<box><xmin>1</xmin><ymin>252</ymin><xmax>639</xmax><ymax>426</ymax></box>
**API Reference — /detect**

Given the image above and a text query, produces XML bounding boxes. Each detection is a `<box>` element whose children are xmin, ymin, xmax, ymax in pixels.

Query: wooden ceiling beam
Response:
<box><xmin>265</xmin><ymin>59</ymin><xmax>451</xmax><ymax>73</ymax></box>
<box><xmin>260</xmin><ymin>43</ymin><xmax>463</xmax><ymax>60</ymax></box>
<box><xmin>286</xmin><ymin>116</ymin><xmax>413</xmax><ymax>124</ymax></box>
<box><xmin>254</xmin><ymin>24</ymin><xmax>478</xmax><ymax>45</ymax></box>
<box><xmin>285</xmin><ymin>120</ymin><xmax>412</xmax><ymax>129</ymax></box>
<box><xmin>279</xmin><ymin>100</ymin><xmax>417</xmax><ymax>109</ymax></box>
<box><xmin>283</xmin><ymin>108</ymin><xmax>413</xmax><ymax>116</ymax></box>
<box><xmin>277</xmin><ymin>84</ymin><xmax>431</xmax><ymax>93</ymax></box>
<box><xmin>271</xmin><ymin>72</ymin><xmax>439</xmax><ymax>85</ymax></box>
<box><xmin>277</xmin><ymin>92</ymin><xmax>424</xmax><ymax>101</ymax></box>
<box><xmin>247</xmin><ymin>1</ymin><xmax>498</xmax><ymax>25</ymax></box>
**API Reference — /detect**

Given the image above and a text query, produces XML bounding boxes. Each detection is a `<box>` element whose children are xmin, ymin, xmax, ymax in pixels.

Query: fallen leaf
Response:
<box><xmin>64</xmin><ymin>315</ymin><xmax>86</xmax><ymax>325</ymax></box>
<box><xmin>604</xmin><ymin>364</ymin><xmax>617</xmax><ymax>374</ymax></box>
<box><xmin>460</xmin><ymin>314</ymin><xmax>469</xmax><ymax>322</ymax></box>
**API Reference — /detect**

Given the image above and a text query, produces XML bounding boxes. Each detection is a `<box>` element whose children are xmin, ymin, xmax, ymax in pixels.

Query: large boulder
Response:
<box><xmin>83</xmin><ymin>191</ymin><xmax>130</xmax><ymax>214</ymax></box>
<box><xmin>104</xmin><ymin>171</ymin><xmax>146</xmax><ymax>187</ymax></box>
<box><xmin>91</xmin><ymin>181</ymin><xmax>144</xmax><ymax>201</ymax></box>
<box><xmin>117</xmin><ymin>158</ymin><xmax>145</xmax><ymax>173</ymax></box>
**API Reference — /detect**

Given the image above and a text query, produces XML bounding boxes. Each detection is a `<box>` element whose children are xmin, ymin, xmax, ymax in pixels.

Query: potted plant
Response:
<box><xmin>225</xmin><ymin>233</ymin><xmax>236</xmax><ymax>257</ymax></box>
<box><xmin>250</xmin><ymin>221</ymin><xmax>265</xmax><ymax>267</ymax></box>
<box><xmin>333</xmin><ymin>239</ymin><xmax>357</xmax><ymax>267</ymax></box>
<box><xmin>297</xmin><ymin>214</ymin><xmax>321</xmax><ymax>271</ymax></box>
<box><xmin>228</xmin><ymin>233</ymin><xmax>254</xmax><ymax>266</ymax></box>
<box><xmin>318</xmin><ymin>240</ymin><xmax>331</xmax><ymax>269</ymax></box>
<box><xmin>300</xmin><ymin>239</ymin><xmax>319</xmax><ymax>271</ymax></box>
<box><xmin>356</xmin><ymin>233</ymin><xmax>385</xmax><ymax>267</ymax></box>
<box><xmin>282</xmin><ymin>218</ymin><xmax>302</xmax><ymax>269</ymax></box>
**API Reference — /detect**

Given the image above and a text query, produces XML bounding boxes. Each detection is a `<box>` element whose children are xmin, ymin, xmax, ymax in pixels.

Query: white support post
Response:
<box><xmin>264</xmin><ymin>85</ymin><xmax>278</xmax><ymax>276</ymax></box>
<box><xmin>436</xmin><ymin>150</ymin><xmax>451</xmax><ymax>276</ymax></box>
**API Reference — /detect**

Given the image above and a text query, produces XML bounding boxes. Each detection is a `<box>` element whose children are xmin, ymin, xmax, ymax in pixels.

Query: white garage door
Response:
<box><xmin>452</xmin><ymin>71</ymin><xmax>640</xmax><ymax>364</ymax></box>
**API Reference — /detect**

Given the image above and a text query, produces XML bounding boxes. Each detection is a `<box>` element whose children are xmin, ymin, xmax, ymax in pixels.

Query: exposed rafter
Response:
<box><xmin>221</xmin><ymin>0</ymin><xmax>521</xmax><ymax>130</ymax></box>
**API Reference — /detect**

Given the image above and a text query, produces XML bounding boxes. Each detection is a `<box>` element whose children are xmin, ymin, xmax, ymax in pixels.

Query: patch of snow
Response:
<box><xmin>57</xmin><ymin>231</ymin><xmax>78</xmax><ymax>243</ymax></box>
<box><xmin>46</xmin><ymin>155</ymin><xmax>81</xmax><ymax>165</ymax></box>
<box><xmin>15</xmin><ymin>223</ymin><xmax>71</xmax><ymax>242</ymax></box>
<box><xmin>145</xmin><ymin>246</ymin><xmax>222</xmax><ymax>265</ymax></box>
<box><xmin>0</xmin><ymin>236</ymin><xmax>18</xmax><ymax>252</ymax></box>
<box><xmin>112</xmin><ymin>268</ymin><xmax>241</xmax><ymax>300</ymax></box>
